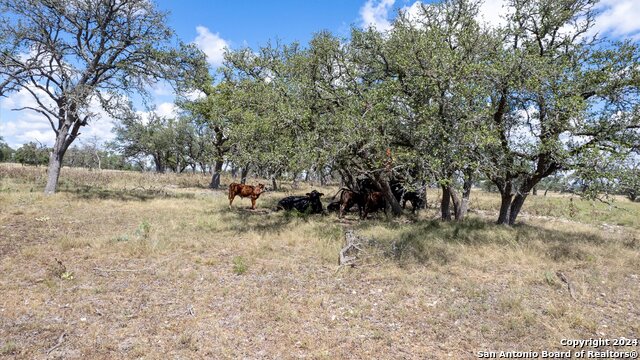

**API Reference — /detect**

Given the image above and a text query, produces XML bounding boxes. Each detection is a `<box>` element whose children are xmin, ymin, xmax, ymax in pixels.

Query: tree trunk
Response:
<box><xmin>209</xmin><ymin>159</ymin><xmax>224</xmax><ymax>189</ymax></box>
<box><xmin>460</xmin><ymin>176</ymin><xmax>472</xmax><ymax>219</ymax></box>
<box><xmin>44</xmin><ymin>130</ymin><xmax>76</xmax><ymax>194</ymax></box>
<box><xmin>497</xmin><ymin>192</ymin><xmax>512</xmax><ymax>225</ymax></box>
<box><xmin>230</xmin><ymin>165</ymin><xmax>237</xmax><ymax>178</ymax></box>
<box><xmin>240</xmin><ymin>165</ymin><xmax>250</xmax><ymax>184</ymax></box>
<box><xmin>453</xmin><ymin>171</ymin><xmax>473</xmax><ymax>221</ymax></box>
<box><xmin>94</xmin><ymin>150</ymin><xmax>101</xmax><ymax>171</ymax></box>
<box><xmin>153</xmin><ymin>154</ymin><xmax>165</xmax><ymax>173</ymax></box>
<box><xmin>374</xmin><ymin>173</ymin><xmax>403</xmax><ymax>216</ymax></box>
<box><xmin>508</xmin><ymin>193</ymin><xmax>528</xmax><ymax>225</ymax></box>
<box><xmin>44</xmin><ymin>148</ymin><xmax>64</xmax><ymax>194</ymax></box>
<box><xmin>449</xmin><ymin>184</ymin><xmax>471</xmax><ymax>221</ymax></box>
<box><xmin>450</xmin><ymin>186</ymin><xmax>461</xmax><ymax>220</ymax></box>
<box><xmin>271</xmin><ymin>176</ymin><xmax>278</xmax><ymax>191</ymax></box>
<box><xmin>441</xmin><ymin>185</ymin><xmax>452</xmax><ymax>221</ymax></box>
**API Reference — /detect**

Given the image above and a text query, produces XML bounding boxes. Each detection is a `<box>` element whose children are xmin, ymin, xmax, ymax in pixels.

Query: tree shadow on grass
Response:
<box><xmin>219</xmin><ymin>205</ymin><xmax>333</xmax><ymax>234</ymax></box>
<box><xmin>62</xmin><ymin>185</ymin><xmax>195</xmax><ymax>201</ymax></box>
<box><xmin>352</xmin><ymin>216</ymin><xmax>613</xmax><ymax>265</ymax></box>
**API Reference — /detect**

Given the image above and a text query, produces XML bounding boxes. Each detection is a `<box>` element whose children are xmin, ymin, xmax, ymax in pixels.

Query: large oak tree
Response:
<box><xmin>0</xmin><ymin>0</ymin><xmax>205</xmax><ymax>193</ymax></box>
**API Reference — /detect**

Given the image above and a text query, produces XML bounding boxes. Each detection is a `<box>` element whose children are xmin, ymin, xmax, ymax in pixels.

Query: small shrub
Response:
<box><xmin>136</xmin><ymin>220</ymin><xmax>151</xmax><ymax>240</ymax></box>
<box><xmin>232</xmin><ymin>256</ymin><xmax>248</xmax><ymax>275</ymax></box>
<box><xmin>543</xmin><ymin>271</ymin><xmax>557</xmax><ymax>286</ymax></box>
<box><xmin>0</xmin><ymin>341</ymin><xmax>18</xmax><ymax>355</ymax></box>
<box><xmin>59</xmin><ymin>236</ymin><xmax>91</xmax><ymax>251</ymax></box>
<box><xmin>114</xmin><ymin>235</ymin><xmax>130</xmax><ymax>242</ymax></box>
<box><xmin>548</xmin><ymin>243</ymin><xmax>589</xmax><ymax>261</ymax></box>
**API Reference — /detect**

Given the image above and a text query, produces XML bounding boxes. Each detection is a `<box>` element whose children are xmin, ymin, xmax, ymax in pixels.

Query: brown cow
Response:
<box><xmin>361</xmin><ymin>191</ymin><xmax>386</xmax><ymax>219</ymax></box>
<box><xmin>228</xmin><ymin>183</ymin><xmax>265</xmax><ymax>210</ymax></box>
<box><xmin>337</xmin><ymin>189</ymin><xmax>366</xmax><ymax>218</ymax></box>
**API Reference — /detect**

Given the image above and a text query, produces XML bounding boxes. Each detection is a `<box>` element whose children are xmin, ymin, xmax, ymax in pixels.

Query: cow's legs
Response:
<box><xmin>229</xmin><ymin>195</ymin><xmax>235</xmax><ymax>209</ymax></box>
<box><xmin>361</xmin><ymin>204</ymin><xmax>368</xmax><ymax>220</ymax></box>
<box><xmin>251</xmin><ymin>197</ymin><xmax>256</xmax><ymax>210</ymax></box>
<box><xmin>339</xmin><ymin>203</ymin><xmax>346</xmax><ymax>218</ymax></box>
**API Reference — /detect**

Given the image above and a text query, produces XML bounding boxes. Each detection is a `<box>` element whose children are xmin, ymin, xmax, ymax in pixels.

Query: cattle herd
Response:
<box><xmin>227</xmin><ymin>179</ymin><xmax>425</xmax><ymax>219</ymax></box>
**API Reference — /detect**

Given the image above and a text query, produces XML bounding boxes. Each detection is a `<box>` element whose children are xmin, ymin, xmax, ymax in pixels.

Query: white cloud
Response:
<box><xmin>0</xmin><ymin>86</ymin><xmax>118</xmax><ymax>148</ymax></box>
<box><xmin>18</xmin><ymin>130</ymin><xmax>52</xmax><ymax>145</ymax></box>
<box><xmin>193</xmin><ymin>26</ymin><xmax>229</xmax><ymax>67</ymax></box>
<box><xmin>135</xmin><ymin>102</ymin><xmax>178</xmax><ymax>126</ymax></box>
<box><xmin>400</xmin><ymin>0</ymin><xmax>639</xmax><ymax>41</ymax></box>
<box><xmin>477</xmin><ymin>0</ymin><xmax>508</xmax><ymax>29</ymax></box>
<box><xmin>589</xmin><ymin>0</ymin><xmax>640</xmax><ymax>40</ymax></box>
<box><xmin>360</xmin><ymin>0</ymin><xmax>395</xmax><ymax>32</ymax></box>
<box><xmin>184</xmin><ymin>90</ymin><xmax>206</xmax><ymax>101</ymax></box>
<box><xmin>399</xmin><ymin>1</ymin><xmax>424</xmax><ymax>25</ymax></box>
<box><xmin>156</xmin><ymin>102</ymin><xmax>178</xmax><ymax>118</ymax></box>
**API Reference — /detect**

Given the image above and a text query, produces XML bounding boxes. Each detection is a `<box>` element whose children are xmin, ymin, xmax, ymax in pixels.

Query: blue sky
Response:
<box><xmin>1</xmin><ymin>0</ymin><xmax>639</xmax><ymax>149</ymax></box>
<box><xmin>157</xmin><ymin>0</ymin><xmax>371</xmax><ymax>48</ymax></box>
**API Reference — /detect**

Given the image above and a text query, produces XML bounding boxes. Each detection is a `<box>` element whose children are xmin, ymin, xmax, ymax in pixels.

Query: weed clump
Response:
<box><xmin>547</xmin><ymin>243</ymin><xmax>590</xmax><ymax>261</ymax></box>
<box><xmin>232</xmin><ymin>256</ymin><xmax>248</xmax><ymax>275</ymax></box>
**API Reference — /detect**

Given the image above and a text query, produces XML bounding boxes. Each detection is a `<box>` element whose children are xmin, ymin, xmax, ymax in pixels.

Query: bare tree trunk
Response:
<box><xmin>271</xmin><ymin>176</ymin><xmax>278</xmax><ymax>191</ymax></box>
<box><xmin>493</xmin><ymin>178</ymin><xmax>513</xmax><ymax>225</ymax></box>
<box><xmin>230</xmin><ymin>165</ymin><xmax>237</xmax><ymax>179</ymax></box>
<box><xmin>240</xmin><ymin>165</ymin><xmax>250</xmax><ymax>185</ymax></box>
<box><xmin>44</xmin><ymin>149</ymin><xmax>64</xmax><ymax>194</ymax></box>
<box><xmin>441</xmin><ymin>185</ymin><xmax>452</xmax><ymax>221</ymax></box>
<box><xmin>453</xmin><ymin>171</ymin><xmax>473</xmax><ymax>221</ymax></box>
<box><xmin>497</xmin><ymin>192</ymin><xmax>512</xmax><ymax>225</ymax></box>
<box><xmin>209</xmin><ymin>159</ymin><xmax>224</xmax><ymax>189</ymax></box>
<box><xmin>44</xmin><ymin>134</ymin><xmax>71</xmax><ymax>194</ymax></box>
<box><xmin>94</xmin><ymin>149</ymin><xmax>101</xmax><ymax>170</ymax></box>
<box><xmin>373</xmin><ymin>173</ymin><xmax>403</xmax><ymax>216</ymax></box>
<box><xmin>508</xmin><ymin>193</ymin><xmax>528</xmax><ymax>225</ymax></box>
<box><xmin>153</xmin><ymin>153</ymin><xmax>165</xmax><ymax>173</ymax></box>
<box><xmin>291</xmin><ymin>172</ymin><xmax>300</xmax><ymax>189</ymax></box>
<box><xmin>450</xmin><ymin>186</ymin><xmax>461</xmax><ymax>220</ymax></box>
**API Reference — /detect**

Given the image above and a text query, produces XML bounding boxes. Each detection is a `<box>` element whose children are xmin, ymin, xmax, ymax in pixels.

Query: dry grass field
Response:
<box><xmin>1</xmin><ymin>163</ymin><xmax>639</xmax><ymax>359</ymax></box>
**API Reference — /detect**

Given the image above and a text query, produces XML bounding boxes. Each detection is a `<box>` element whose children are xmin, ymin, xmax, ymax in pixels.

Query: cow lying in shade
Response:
<box><xmin>228</xmin><ymin>183</ymin><xmax>265</xmax><ymax>210</ymax></box>
<box><xmin>276</xmin><ymin>190</ymin><xmax>325</xmax><ymax>214</ymax></box>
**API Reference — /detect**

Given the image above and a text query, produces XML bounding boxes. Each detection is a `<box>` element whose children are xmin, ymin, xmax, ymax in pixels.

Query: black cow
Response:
<box><xmin>327</xmin><ymin>201</ymin><xmax>341</xmax><ymax>213</ymax></box>
<box><xmin>401</xmin><ymin>191</ymin><xmax>425</xmax><ymax>212</ymax></box>
<box><xmin>276</xmin><ymin>190</ymin><xmax>325</xmax><ymax>214</ymax></box>
<box><xmin>390</xmin><ymin>180</ymin><xmax>425</xmax><ymax>213</ymax></box>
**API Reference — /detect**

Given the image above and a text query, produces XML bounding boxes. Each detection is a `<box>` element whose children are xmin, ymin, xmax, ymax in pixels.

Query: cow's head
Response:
<box><xmin>255</xmin><ymin>183</ymin><xmax>266</xmax><ymax>194</ymax></box>
<box><xmin>306</xmin><ymin>190</ymin><xmax>324</xmax><ymax>199</ymax></box>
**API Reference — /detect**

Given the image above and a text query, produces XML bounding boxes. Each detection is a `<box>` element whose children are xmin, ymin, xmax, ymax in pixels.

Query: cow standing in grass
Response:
<box><xmin>361</xmin><ymin>191</ymin><xmax>386</xmax><ymax>219</ymax></box>
<box><xmin>228</xmin><ymin>183</ymin><xmax>265</xmax><ymax>210</ymax></box>
<box><xmin>332</xmin><ymin>188</ymin><xmax>366</xmax><ymax>219</ymax></box>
